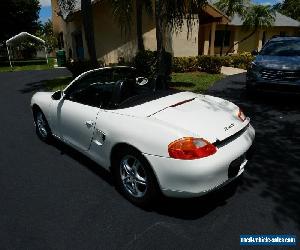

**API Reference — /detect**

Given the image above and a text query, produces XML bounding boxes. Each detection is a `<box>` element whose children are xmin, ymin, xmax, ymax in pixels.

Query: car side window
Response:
<box><xmin>65</xmin><ymin>70</ymin><xmax>115</xmax><ymax>108</ymax></box>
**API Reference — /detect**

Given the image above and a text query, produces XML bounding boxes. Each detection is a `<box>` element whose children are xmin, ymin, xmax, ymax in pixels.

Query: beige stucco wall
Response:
<box><xmin>52</xmin><ymin>0</ymin><xmax>191</xmax><ymax>63</ymax></box>
<box><xmin>52</xmin><ymin>0</ymin><xmax>159</xmax><ymax>64</ymax></box>
<box><xmin>210</xmin><ymin>25</ymin><xmax>300</xmax><ymax>54</ymax></box>
<box><xmin>171</xmin><ymin>20</ymin><xmax>199</xmax><ymax>57</ymax></box>
<box><xmin>92</xmin><ymin>1</ymin><xmax>158</xmax><ymax>64</ymax></box>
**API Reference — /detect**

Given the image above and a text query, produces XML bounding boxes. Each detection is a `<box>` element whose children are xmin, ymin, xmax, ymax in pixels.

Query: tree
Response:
<box><xmin>81</xmin><ymin>0</ymin><xmax>97</xmax><ymax>66</ymax></box>
<box><xmin>136</xmin><ymin>0</ymin><xmax>153</xmax><ymax>51</ymax></box>
<box><xmin>110</xmin><ymin>0</ymin><xmax>153</xmax><ymax>52</ymax></box>
<box><xmin>226</xmin><ymin>4</ymin><xmax>275</xmax><ymax>54</ymax></box>
<box><xmin>0</xmin><ymin>0</ymin><xmax>40</xmax><ymax>44</ymax></box>
<box><xmin>154</xmin><ymin>0</ymin><xmax>206</xmax><ymax>77</ymax></box>
<box><xmin>36</xmin><ymin>20</ymin><xmax>58</xmax><ymax>53</ymax></box>
<box><xmin>58</xmin><ymin>0</ymin><xmax>98</xmax><ymax>66</ymax></box>
<box><xmin>275</xmin><ymin>0</ymin><xmax>300</xmax><ymax>22</ymax></box>
<box><xmin>215</xmin><ymin>0</ymin><xmax>248</xmax><ymax>55</ymax></box>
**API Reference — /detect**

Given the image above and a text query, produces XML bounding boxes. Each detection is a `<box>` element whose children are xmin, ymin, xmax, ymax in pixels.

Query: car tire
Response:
<box><xmin>112</xmin><ymin>147</ymin><xmax>160</xmax><ymax>207</ymax></box>
<box><xmin>33</xmin><ymin>109</ymin><xmax>52</xmax><ymax>143</ymax></box>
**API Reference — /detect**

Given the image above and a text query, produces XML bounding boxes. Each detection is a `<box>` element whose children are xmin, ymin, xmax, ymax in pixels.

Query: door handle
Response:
<box><xmin>85</xmin><ymin>120</ymin><xmax>95</xmax><ymax>128</ymax></box>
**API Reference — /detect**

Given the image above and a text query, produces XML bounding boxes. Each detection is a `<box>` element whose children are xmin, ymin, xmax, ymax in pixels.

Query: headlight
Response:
<box><xmin>250</xmin><ymin>62</ymin><xmax>258</xmax><ymax>70</ymax></box>
<box><xmin>168</xmin><ymin>138</ymin><xmax>217</xmax><ymax>160</ymax></box>
<box><xmin>250</xmin><ymin>62</ymin><xmax>263</xmax><ymax>72</ymax></box>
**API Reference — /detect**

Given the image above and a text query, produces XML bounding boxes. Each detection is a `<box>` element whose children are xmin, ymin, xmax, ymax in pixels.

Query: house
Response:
<box><xmin>51</xmin><ymin>0</ymin><xmax>300</xmax><ymax>64</ymax></box>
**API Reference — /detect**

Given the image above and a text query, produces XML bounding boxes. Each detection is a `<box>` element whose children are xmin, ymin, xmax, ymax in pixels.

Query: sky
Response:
<box><xmin>38</xmin><ymin>0</ymin><xmax>283</xmax><ymax>23</ymax></box>
<box><xmin>39</xmin><ymin>0</ymin><xmax>52</xmax><ymax>23</ymax></box>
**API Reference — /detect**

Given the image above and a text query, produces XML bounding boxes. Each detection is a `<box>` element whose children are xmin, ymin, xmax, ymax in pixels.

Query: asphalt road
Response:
<box><xmin>0</xmin><ymin>69</ymin><xmax>299</xmax><ymax>250</ymax></box>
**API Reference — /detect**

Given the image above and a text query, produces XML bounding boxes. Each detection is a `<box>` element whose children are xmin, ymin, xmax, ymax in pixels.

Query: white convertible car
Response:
<box><xmin>31</xmin><ymin>66</ymin><xmax>255</xmax><ymax>206</ymax></box>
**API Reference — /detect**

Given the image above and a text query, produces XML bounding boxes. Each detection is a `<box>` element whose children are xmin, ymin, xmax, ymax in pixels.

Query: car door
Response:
<box><xmin>57</xmin><ymin>70</ymin><xmax>111</xmax><ymax>151</ymax></box>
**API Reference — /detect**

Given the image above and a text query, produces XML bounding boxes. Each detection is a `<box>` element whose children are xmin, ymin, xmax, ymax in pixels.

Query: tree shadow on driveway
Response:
<box><xmin>19</xmin><ymin>80</ymin><xmax>48</xmax><ymax>94</ymax></box>
<box><xmin>207</xmin><ymin>73</ymin><xmax>300</xmax><ymax>230</ymax></box>
<box><xmin>50</xmin><ymin>138</ymin><xmax>114</xmax><ymax>187</ymax></box>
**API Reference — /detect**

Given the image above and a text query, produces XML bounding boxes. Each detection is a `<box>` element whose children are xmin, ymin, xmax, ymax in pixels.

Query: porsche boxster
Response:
<box><xmin>31</xmin><ymin>66</ymin><xmax>255</xmax><ymax>206</ymax></box>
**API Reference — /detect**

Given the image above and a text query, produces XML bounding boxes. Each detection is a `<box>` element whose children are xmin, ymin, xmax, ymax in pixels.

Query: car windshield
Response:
<box><xmin>260</xmin><ymin>40</ymin><xmax>300</xmax><ymax>56</ymax></box>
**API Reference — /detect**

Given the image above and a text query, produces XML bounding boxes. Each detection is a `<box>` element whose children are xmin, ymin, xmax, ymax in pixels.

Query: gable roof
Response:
<box><xmin>208</xmin><ymin>0</ymin><xmax>300</xmax><ymax>27</ymax></box>
<box><xmin>230</xmin><ymin>12</ymin><xmax>300</xmax><ymax>27</ymax></box>
<box><xmin>6</xmin><ymin>32</ymin><xmax>45</xmax><ymax>46</ymax></box>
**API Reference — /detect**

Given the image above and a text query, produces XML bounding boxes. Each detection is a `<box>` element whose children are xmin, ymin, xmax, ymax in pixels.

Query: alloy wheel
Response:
<box><xmin>120</xmin><ymin>155</ymin><xmax>148</xmax><ymax>198</ymax></box>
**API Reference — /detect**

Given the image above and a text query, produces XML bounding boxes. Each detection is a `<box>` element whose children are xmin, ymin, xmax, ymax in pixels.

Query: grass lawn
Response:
<box><xmin>45</xmin><ymin>76</ymin><xmax>73</xmax><ymax>91</ymax></box>
<box><xmin>171</xmin><ymin>72</ymin><xmax>224</xmax><ymax>93</ymax></box>
<box><xmin>0</xmin><ymin>58</ymin><xmax>55</xmax><ymax>73</ymax></box>
<box><xmin>44</xmin><ymin>72</ymin><xmax>223</xmax><ymax>93</ymax></box>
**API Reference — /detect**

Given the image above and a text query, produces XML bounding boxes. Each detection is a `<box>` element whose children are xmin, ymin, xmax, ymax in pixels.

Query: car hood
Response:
<box><xmin>113</xmin><ymin>92</ymin><xmax>248</xmax><ymax>142</ymax></box>
<box><xmin>255</xmin><ymin>55</ymin><xmax>300</xmax><ymax>71</ymax></box>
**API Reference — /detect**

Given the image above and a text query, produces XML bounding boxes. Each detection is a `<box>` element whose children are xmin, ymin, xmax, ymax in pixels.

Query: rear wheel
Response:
<box><xmin>112</xmin><ymin>147</ymin><xmax>160</xmax><ymax>207</ymax></box>
<box><xmin>33</xmin><ymin>109</ymin><xmax>52</xmax><ymax>142</ymax></box>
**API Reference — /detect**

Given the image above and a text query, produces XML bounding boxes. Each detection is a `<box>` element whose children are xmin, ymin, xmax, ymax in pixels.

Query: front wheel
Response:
<box><xmin>112</xmin><ymin>148</ymin><xmax>160</xmax><ymax>207</ymax></box>
<box><xmin>33</xmin><ymin>109</ymin><xmax>52</xmax><ymax>142</ymax></box>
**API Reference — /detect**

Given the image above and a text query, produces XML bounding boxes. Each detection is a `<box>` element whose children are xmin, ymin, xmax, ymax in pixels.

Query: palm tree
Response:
<box><xmin>215</xmin><ymin>0</ymin><xmax>248</xmax><ymax>55</ymax></box>
<box><xmin>81</xmin><ymin>0</ymin><xmax>97</xmax><ymax>66</ymax></box>
<box><xmin>136</xmin><ymin>0</ymin><xmax>153</xmax><ymax>51</ymax></box>
<box><xmin>155</xmin><ymin>0</ymin><xmax>206</xmax><ymax>77</ymax></box>
<box><xmin>226</xmin><ymin>4</ymin><xmax>275</xmax><ymax>54</ymax></box>
<box><xmin>110</xmin><ymin>0</ymin><xmax>153</xmax><ymax>52</ymax></box>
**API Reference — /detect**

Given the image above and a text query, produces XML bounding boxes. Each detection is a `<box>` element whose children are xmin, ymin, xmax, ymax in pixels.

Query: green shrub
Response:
<box><xmin>173</xmin><ymin>57</ymin><xmax>198</xmax><ymax>73</ymax></box>
<box><xmin>197</xmin><ymin>55</ymin><xmax>223</xmax><ymax>74</ymax></box>
<box><xmin>220</xmin><ymin>52</ymin><xmax>254</xmax><ymax>70</ymax></box>
<box><xmin>219</xmin><ymin>56</ymin><xmax>232</xmax><ymax>67</ymax></box>
<box><xmin>133</xmin><ymin>50</ymin><xmax>172</xmax><ymax>77</ymax></box>
<box><xmin>173</xmin><ymin>56</ymin><xmax>223</xmax><ymax>74</ymax></box>
<box><xmin>133</xmin><ymin>50</ymin><xmax>157</xmax><ymax>77</ymax></box>
<box><xmin>230</xmin><ymin>52</ymin><xmax>254</xmax><ymax>70</ymax></box>
<box><xmin>172</xmin><ymin>53</ymin><xmax>254</xmax><ymax>74</ymax></box>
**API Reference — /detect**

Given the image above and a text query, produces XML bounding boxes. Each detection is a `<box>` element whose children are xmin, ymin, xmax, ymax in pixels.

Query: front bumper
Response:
<box><xmin>246</xmin><ymin>72</ymin><xmax>300</xmax><ymax>93</ymax></box>
<box><xmin>144</xmin><ymin>124</ymin><xmax>255</xmax><ymax>198</ymax></box>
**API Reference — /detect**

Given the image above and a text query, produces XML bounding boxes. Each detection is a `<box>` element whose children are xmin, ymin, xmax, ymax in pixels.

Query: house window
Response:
<box><xmin>215</xmin><ymin>30</ymin><xmax>231</xmax><ymax>47</ymax></box>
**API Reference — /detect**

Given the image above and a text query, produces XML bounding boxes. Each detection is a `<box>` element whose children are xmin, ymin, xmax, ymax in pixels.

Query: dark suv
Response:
<box><xmin>246</xmin><ymin>36</ymin><xmax>300</xmax><ymax>93</ymax></box>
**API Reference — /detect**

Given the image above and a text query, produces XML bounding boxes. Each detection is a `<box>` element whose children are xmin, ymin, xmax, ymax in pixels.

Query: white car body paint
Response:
<box><xmin>31</xmin><ymin>77</ymin><xmax>255</xmax><ymax>198</ymax></box>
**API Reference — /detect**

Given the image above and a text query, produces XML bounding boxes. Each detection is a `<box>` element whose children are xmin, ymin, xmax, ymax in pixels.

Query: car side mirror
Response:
<box><xmin>251</xmin><ymin>49</ymin><xmax>258</xmax><ymax>56</ymax></box>
<box><xmin>51</xmin><ymin>90</ymin><xmax>63</xmax><ymax>100</ymax></box>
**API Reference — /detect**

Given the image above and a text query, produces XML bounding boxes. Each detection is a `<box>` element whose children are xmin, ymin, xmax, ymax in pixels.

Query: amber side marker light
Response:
<box><xmin>168</xmin><ymin>137</ymin><xmax>217</xmax><ymax>160</ymax></box>
<box><xmin>238</xmin><ymin>109</ymin><xmax>246</xmax><ymax>122</ymax></box>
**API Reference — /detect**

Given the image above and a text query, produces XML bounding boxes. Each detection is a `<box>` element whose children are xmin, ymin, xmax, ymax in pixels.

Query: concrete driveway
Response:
<box><xmin>0</xmin><ymin>69</ymin><xmax>299</xmax><ymax>249</ymax></box>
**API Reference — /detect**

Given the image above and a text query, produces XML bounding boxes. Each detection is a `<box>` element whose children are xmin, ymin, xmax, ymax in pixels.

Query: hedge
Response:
<box><xmin>173</xmin><ymin>53</ymin><xmax>254</xmax><ymax>74</ymax></box>
<box><xmin>133</xmin><ymin>50</ymin><xmax>172</xmax><ymax>77</ymax></box>
<box><xmin>220</xmin><ymin>52</ymin><xmax>254</xmax><ymax>70</ymax></box>
<box><xmin>66</xmin><ymin>51</ymin><xmax>254</xmax><ymax>77</ymax></box>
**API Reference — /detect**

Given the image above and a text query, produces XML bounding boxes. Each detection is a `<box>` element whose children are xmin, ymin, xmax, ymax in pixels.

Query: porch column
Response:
<box><xmin>203</xmin><ymin>25</ymin><xmax>210</xmax><ymax>55</ymax></box>
<box><xmin>209</xmin><ymin>22</ymin><xmax>216</xmax><ymax>55</ymax></box>
<box><xmin>257</xmin><ymin>30</ymin><xmax>264</xmax><ymax>51</ymax></box>
<box><xmin>233</xmin><ymin>29</ymin><xmax>239</xmax><ymax>54</ymax></box>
